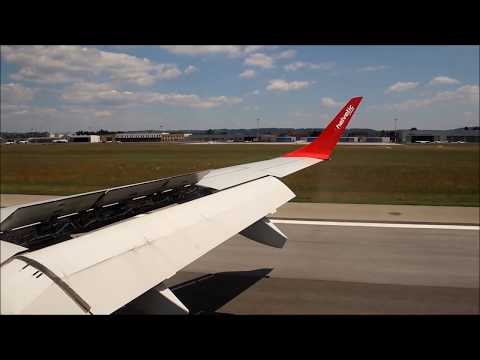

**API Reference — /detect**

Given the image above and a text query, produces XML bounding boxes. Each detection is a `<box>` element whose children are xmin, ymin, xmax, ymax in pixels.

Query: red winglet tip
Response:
<box><xmin>284</xmin><ymin>96</ymin><xmax>363</xmax><ymax>159</ymax></box>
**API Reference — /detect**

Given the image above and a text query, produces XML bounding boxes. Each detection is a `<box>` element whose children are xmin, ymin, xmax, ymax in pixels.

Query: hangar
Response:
<box><xmin>398</xmin><ymin>128</ymin><xmax>480</xmax><ymax>143</ymax></box>
<box><xmin>68</xmin><ymin>135</ymin><xmax>101</xmax><ymax>143</ymax></box>
<box><xmin>115</xmin><ymin>132</ymin><xmax>188</xmax><ymax>143</ymax></box>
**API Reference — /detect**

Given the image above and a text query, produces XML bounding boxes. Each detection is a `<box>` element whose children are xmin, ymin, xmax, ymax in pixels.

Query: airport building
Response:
<box><xmin>340</xmin><ymin>137</ymin><xmax>359</xmax><ymax>143</ymax></box>
<box><xmin>186</xmin><ymin>134</ymin><xmax>243</xmax><ymax>142</ymax></box>
<box><xmin>115</xmin><ymin>132</ymin><xmax>188</xmax><ymax>143</ymax></box>
<box><xmin>186</xmin><ymin>134</ymin><xmax>278</xmax><ymax>142</ymax></box>
<box><xmin>363</xmin><ymin>137</ymin><xmax>391</xmax><ymax>143</ymax></box>
<box><xmin>28</xmin><ymin>137</ymin><xmax>60</xmax><ymax>143</ymax></box>
<box><xmin>275</xmin><ymin>136</ymin><xmax>297</xmax><ymax>142</ymax></box>
<box><xmin>68</xmin><ymin>135</ymin><xmax>101</xmax><ymax>143</ymax></box>
<box><xmin>299</xmin><ymin>135</ymin><xmax>391</xmax><ymax>143</ymax></box>
<box><xmin>398</xmin><ymin>128</ymin><xmax>480</xmax><ymax>143</ymax></box>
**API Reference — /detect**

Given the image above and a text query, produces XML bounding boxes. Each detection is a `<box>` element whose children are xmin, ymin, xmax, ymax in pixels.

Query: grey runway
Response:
<box><xmin>163</xmin><ymin>223</ymin><xmax>479</xmax><ymax>314</ymax></box>
<box><xmin>2</xmin><ymin>194</ymin><xmax>478</xmax><ymax>314</ymax></box>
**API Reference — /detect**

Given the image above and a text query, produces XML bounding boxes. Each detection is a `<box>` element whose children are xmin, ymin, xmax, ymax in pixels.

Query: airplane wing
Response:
<box><xmin>0</xmin><ymin>97</ymin><xmax>363</xmax><ymax>314</ymax></box>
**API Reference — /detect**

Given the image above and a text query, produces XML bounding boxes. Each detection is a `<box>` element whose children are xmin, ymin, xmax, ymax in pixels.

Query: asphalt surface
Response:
<box><xmin>273</xmin><ymin>202</ymin><xmax>480</xmax><ymax>225</ymax></box>
<box><xmin>158</xmin><ymin>223</ymin><xmax>479</xmax><ymax>314</ymax></box>
<box><xmin>2</xmin><ymin>194</ymin><xmax>479</xmax><ymax>314</ymax></box>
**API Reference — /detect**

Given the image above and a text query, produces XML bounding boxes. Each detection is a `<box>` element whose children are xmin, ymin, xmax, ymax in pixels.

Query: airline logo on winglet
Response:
<box><xmin>336</xmin><ymin>105</ymin><xmax>355</xmax><ymax>130</ymax></box>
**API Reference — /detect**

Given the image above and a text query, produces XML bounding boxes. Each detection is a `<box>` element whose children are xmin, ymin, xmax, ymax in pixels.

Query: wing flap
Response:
<box><xmin>11</xmin><ymin>176</ymin><xmax>294</xmax><ymax>314</ymax></box>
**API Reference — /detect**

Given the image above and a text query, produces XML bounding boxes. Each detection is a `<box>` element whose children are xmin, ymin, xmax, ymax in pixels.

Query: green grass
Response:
<box><xmin>1</xmin><ymin>143</ymin><xmax>479</xmax><ymax>206</ymax></box>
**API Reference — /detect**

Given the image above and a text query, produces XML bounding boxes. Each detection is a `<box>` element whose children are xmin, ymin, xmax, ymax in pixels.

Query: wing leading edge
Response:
<box><xmin>198</xmin><ymin>96</ymin><xmax>363</xmax><ymax>189</ymax></box>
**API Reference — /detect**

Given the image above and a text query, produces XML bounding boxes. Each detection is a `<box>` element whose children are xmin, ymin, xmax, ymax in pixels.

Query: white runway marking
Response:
<box><xmin>271</xmin><ymin>219</ymin><xmax>480</xmax><ymax>231</ymax></box>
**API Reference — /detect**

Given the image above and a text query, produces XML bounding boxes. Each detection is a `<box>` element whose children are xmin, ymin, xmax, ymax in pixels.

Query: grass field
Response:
<box><xmin>1</xmin><ymin>143</ymin><xmax>479</xmax><ymax>206</ymax></box>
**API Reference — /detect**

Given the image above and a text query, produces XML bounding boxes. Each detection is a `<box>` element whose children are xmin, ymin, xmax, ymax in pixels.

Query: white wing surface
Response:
<box><xmin>0</xmin><ymin>97</ymin><xmax>363</xmax><ymax>314</ymax></box>
<box><xmin>1</xmin><ymin>177</ymin><xmax>294</xmax><ymax>314</ymax></box>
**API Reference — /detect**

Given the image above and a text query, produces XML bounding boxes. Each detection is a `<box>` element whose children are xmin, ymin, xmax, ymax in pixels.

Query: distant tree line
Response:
<box><xmin>0</xmin><ymin>132</ymin><xmax>49</xmax><ymax>140</ymax></box>
<box><xmin>75</xmin><ymin>129</ymin><xmax>116</xmax><ymax>135</ymax></box>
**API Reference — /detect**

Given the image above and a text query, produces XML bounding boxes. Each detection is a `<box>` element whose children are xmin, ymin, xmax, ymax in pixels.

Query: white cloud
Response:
<box><xmin>184</xmin><ymin>65</ymin><xmax>198</xmax><ymax>74</ymax></box>
<box><xmin>358</xmin><ymin>65</ymin><xmax>388</xmax><ymax>72</ymax></box>
<box><xmin>284</xmin><ymin>61</ymin><xmax>335</xmax><ymax>71</ymax></box>
<box><xmin>320</xmin><ymin>97</ymin><xmax>341</xmax><ymax>108</ymax></box>
<box><xmin>61</xmin><ymin>82</ymin><xmax>242</xmax><ymax>109</ymax></box>
<box><xmin>94</xmin><ymin>110</ymin><xmax>113</xmax><ymax>118</ymax></box>
<box><xmin>160</xmin><ymin>46</ymin><xmax>293</xmax><ymax>67</ymax></box>
<box><xmin>266</xmin><ymin>79</ymin><xmax>312</xmax><ymax>92</ymax></box>
<box><xmin>2</xmin><ymin>104</ymin><xmax>58</xmax><ymax>116</ymax></box>
<box><xmin>160</xmin><ymin>45</ymin><xmax>242</xmax><ymax>56</ymax></box>
<box><xmin>275</xmin><ymin>49</ymin><xmax>296</xmax><ymax>59</ymax></box>
<box><xmin>239</xmin><ymin>69</ymin><xmax>256</xmax><ymax>79</ymax></box>
<box><xmin>61</xmin><ymin>83</ymin><xmax>131</xmax><ymax>104</ymax></box>
<box><xmin>1</xmin><ymin>83</ymin><xmax>35</xmax><ymax>103</ymax></box>
<box><xmin>244</xmin><ymin>46</ymin><xmax>265</xmax><ymax>54</ymax></box>
<box><xmin>160</xmin><ymin>45</ymin><xmax>269</xmax><ymax>57</ymax></box>
<box><xmin>435</xmin><ymin>85</ymin><xmax>478</xmax><ymax>103</ymax></box>
<box><xmin>1</xmin><ymin>45</ymin><xmax>182</xmax><ymax>86</ymax></box>
<box><xmin>385</xmin><ymin>81</ymin><xmax>419</xmax><ymax>94</ymax></box>
<box><xmin>252</xmin><ymin>89</ymin><xmax>260</xmax><ymax>95</ymax></box>
<box><xmin>66</xmin><ymin>107</ymin><xmax>114</xmax><ymax>118</ymax></box>
<box><xmin>1</xmin><ymin>105</ymin><xmax>118</xmax><ymax>132</ymax></box>
<box><xmin>244</xmin><ymin>53</ymin><xmax>274</xmax><ymax>68</ymax></box>
<box><xmin>387</xmin><ymin>85</ymin><xmax>479</xmax><ymax>111</ymax></box>
<box><xmin>429</xmin><ymin>76</ymin><xmax>460</xmax><ymax>86</ymax></box>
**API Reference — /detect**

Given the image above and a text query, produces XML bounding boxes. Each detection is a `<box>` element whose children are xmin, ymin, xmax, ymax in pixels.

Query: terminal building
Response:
<box><xmin>68</xmin><ymin>135</ymin><xmax>101</xmax><ymax>143</ymax></box>
<box><xmin>186</xmin><ymin>134</ymin><xmax>277</xmax><ymax>142</ymax></box>
<box><xmin>301</xmin><ymin>136</ymin><xmax>390</xmax><ymax>143</ymax></box>
<box><xmin>339</xmin><ymin>137</ymin><xmax>359</xmax><ymax>143</ymax></box>
<box><xmin>275</xmin><ymin>136</ymin><xmax>296</xmax><ymax>142</ymax></box>
<box><xmin>115</xmin><ymin>132</ymin><xmax>188</xmax><ymax>143</ymax></box>
<box><xmin>398</xmin><ymin>128</ymin><xmax>480</xmax><ymax>143</ymax></box>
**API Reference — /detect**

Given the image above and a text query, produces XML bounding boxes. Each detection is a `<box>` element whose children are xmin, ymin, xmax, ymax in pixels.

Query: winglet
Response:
<box><xmin>284</xmin><ymin>96</ymin><xmax>363</xmax><ymax>160</ymax></box>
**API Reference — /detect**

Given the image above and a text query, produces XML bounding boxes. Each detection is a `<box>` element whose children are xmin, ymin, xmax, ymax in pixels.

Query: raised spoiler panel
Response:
<box><xmin>0</xmin><ymin>171</ymin><xmax>208</xmax><ymax>232</ymax></box>
<box><xmin>1</xmin><ymin>176</ymin><xmax>294</xmax><ymax>314</ymax></box>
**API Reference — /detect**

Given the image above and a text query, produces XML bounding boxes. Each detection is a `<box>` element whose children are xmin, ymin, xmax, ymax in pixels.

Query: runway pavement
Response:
<box><xmin>2</xmin><ymin>194</ymin><xmax>479</xmax><ymax>314</ymax></box>
<box><xmin>159</xmin><ymin>223</ymin><xmax>479</xmax><ymax>314</ymax></box>
<box><xmin>272</xmin><ymin>202</ymin><xmax>480</xmax><ymax>225</ymax></box>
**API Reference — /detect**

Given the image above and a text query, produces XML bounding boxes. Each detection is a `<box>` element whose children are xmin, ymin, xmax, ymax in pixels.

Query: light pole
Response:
<box><xmin>394</xmin><ymin>118</ymin><xmax>398</xmax><ymax>143</ymax></box>
<box><xmin>256</xmin><ymin>118</ymin><xmax>260</xmax><ymax>142</ymax></box>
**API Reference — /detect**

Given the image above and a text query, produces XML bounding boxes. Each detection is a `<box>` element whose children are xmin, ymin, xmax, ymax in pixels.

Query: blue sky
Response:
<box><xmin>1</xmin><ymin>45</ymin><xmax>478</xmax><ymax>132</ymax></box>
